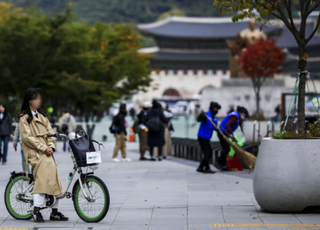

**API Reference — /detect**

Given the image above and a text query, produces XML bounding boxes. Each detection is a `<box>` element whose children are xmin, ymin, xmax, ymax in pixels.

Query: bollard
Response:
<box><xmin>252</xmin><ymin>120</ymin><xmax>261</xmax><ymax>153</ymax></box>
<box><xmin>266</xmin><ymin>120</ymin><xmax>275</xmax><ymax>137</ymax></box>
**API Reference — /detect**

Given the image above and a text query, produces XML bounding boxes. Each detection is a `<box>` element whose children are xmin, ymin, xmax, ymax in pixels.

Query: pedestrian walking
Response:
<box><xmin>129</xmin><ymin>107</ymin><xmax>136</xmax><ymax>121</ymax></box>
<box><xmin>13</xmin><ymin>125</ymin><xmax>30</xmax><ymax>172</ymax></box>
<box><xmin>162</xmin><ymin>106</ymin><xmax>174</xmax><ymax>159</ymax></box>
<box><xmin>196</xmin><ymin>102</ymin><xmax>221</xmax><ymax>174</ymax></box>
<box><xmin>19</xmin><ymin>88</ymin><xmax>68</xmax><ymax>222</ymax></box>
<box><xmin>59</xmin><ymin>109</ymin><xmax>76</xmax><ymax>152</ymax></box>
<box><xmin>218</xmin><ymin>106</ymin><xmax>249</xmax><ymax>171</ymax></box>
<box><xmin>0</xmin><ymin>104</ymin><xmax>13</xmax><ymax>165</ymax></box>
<box><xmin>112</xmin><ymin>103</ymin><xmax>131</xmax><ymax>162</ymax></box>
<box><xmin>137</xmin><ymin>102</ymin><xmax>151</xmax><ymax>160</ymax></box>
<box><xmin>51</xmin><ymin>119</ymin><xmax>59</xmax><ymax>133</ymax></box>
<box><xmin>272</xmin><ymin>104</ymin><xmax>281</xmax><ymax>122</ymax></box>
<box><xmin>145</xmin><ymin>100</ymin><xmax>167</xmax><ymax>161</ymax></box>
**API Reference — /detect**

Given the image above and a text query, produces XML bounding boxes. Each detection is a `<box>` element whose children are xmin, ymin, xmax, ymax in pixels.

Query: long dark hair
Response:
<box><xmin>0</xmin><ymin>104</ymin><xmax>7</xmax><ymax>115</ymax></box>
<box><xmin>152</xmin><ymin>100</ymin><xmax>161</xmax><ymax>109</ymax></box>
<box><xmin>117</xmin><ymin>103</ymin><xmax>127</xmax><ymax>116</ymax></box>
<box><xmin>19</xmin><ymin>88</ymin><xmax>46</xmax><ymax>123</ymax></box>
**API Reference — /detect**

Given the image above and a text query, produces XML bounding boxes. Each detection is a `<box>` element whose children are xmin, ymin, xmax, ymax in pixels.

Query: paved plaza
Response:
<box><xmin>0</xmin><ymin>142</ymin><xmax>319</xmax><ymax>230</ymax></box>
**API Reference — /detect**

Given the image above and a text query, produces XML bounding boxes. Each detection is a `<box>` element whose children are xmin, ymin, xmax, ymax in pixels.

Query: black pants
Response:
<box><xmin>0</xmin><ymin>135</ymin><xmax>10</xmax><ymax>163</ymax></box>
<box><xmin>63</xmin><ymin>132</ymin><xmax>69</xmax><ymax>151</ymax></box>
<box><xmin>150</xmin><ymin>146</ymin><xmax>162</xmax><ymax>157</ymax></box>
<box><xmin>217</xmin><ymin>132</ymin><xmax>230</xmax><ymax>168</ymax></box>
<box><xmin>198</xmin><ymin>136</ymin><xmax>212</xmax><ymax>169</ymax></box>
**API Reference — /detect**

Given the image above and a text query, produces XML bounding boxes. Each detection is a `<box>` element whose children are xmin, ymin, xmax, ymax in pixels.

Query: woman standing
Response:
<box><xmin>112</xmin><ymin>103</ymin><xmax>130</xmax><ymax>162</ymax></box>
<box><xmin>0</xmin><ymin>104</ymin><xmax>13</xmax><ymax>165</ymax></box>
<box><xmin>19</xmin><ymin>88</ymin><xmax>68</xmax><ymax>222</ymax></box>
<box><xmin>145</xmin><ymin>101</ymin><xmax>167</xmax><ymax>161</ymax></box>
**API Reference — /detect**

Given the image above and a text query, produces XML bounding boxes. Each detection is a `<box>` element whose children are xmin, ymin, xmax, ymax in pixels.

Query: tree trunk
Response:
<box><xmin>252</xmin><ymin>78</ymin><xmax>261</xmax><ymax>120</ymax></box>
<box><xmin>255</xmin><ymin>85</ymin><xmax>260</xmax><ymax>119</ymax></box>
<box><xmin>297</xmin><ymin>43</ymin><xmax>307</xmax><ymax>134</ymax></box>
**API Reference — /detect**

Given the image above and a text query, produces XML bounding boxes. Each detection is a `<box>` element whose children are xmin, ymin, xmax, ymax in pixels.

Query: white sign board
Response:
<box><xmin>86</xmin><ymin>151</ymin><xmax>102</xmax><ymax>164</ymax></box>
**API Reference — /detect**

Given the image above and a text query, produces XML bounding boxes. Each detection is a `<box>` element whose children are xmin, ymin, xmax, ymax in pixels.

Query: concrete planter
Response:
<box><xmin>253</xmin><ymin>137</ymin><xmax>320</xmax><ymax>212</ymax></box>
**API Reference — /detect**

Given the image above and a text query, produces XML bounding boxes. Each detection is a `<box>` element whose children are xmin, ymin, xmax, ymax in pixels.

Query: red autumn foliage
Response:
<box><xmin>238</xmin><ymin>39</ymin><xmax>285</xmax><ymax>78</ymax></box>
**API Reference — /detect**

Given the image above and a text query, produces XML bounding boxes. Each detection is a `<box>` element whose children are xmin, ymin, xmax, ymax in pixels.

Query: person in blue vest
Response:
<box><xmin>196</xmin><ymin>102</ymin><xmax>221</xmax><ymax>174</ymax></box>
<box><xmin>218</xmin><ymin>106</ymin><xmax>249</xmax><ymax>170</ymax></box>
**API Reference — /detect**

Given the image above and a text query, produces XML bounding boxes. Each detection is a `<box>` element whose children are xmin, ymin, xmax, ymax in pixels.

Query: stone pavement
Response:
<box><xmin>0</xmin><ymin>142</ymin><xmax>319</xmax><ymax>230</ymax></box>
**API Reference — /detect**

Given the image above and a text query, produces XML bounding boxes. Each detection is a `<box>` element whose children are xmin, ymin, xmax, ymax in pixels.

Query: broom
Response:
<box><xmin>203</xmin><ymin>113</ymin><xmax>256</xmax><ymax>169</ymax></box>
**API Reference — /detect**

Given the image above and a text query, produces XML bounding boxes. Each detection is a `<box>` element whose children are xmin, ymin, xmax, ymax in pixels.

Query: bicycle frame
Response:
<box><xmin>55</xmin><ymin>133</ymin><xmax>99</xmax><ymax>201</ymax></box>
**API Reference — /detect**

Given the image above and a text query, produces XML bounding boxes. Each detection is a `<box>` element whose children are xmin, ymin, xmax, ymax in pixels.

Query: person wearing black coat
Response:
<box><xmin>137</xmin><ymin>102</ymin><xmax>151</xmax><ymax>160</ymax></box>
<box><xmin>112</xmin><ymin>103</ymin><xmax>130</xmax><ymax>162</ymax></box>
<box><xmin>0</xmin><ymin>104</ymin><xmax>13</xmax><ymax>164</ymax></box>
<box><xmin>145</xmin><ymin>101</ymin><xmax>167</xmax><ymax>161</ymax></box>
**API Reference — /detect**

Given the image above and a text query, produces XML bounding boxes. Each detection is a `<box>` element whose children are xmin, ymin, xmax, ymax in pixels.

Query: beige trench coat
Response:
<box><xmin>19</xmin><ymin>113</ymin><xmax>62</xmax><ymax>196</ymax></box>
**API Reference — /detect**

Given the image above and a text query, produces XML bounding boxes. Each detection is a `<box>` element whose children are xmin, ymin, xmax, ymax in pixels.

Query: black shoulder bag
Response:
<box><xmin>69</xmin><ymin>127</ymin><xmax>103</xmax><ymax>167</ymax></box>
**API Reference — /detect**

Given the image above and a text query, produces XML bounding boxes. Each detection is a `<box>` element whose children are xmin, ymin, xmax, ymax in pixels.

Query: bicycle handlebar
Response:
<box><xmin>47</xmin><ymin>133</ymin><xmax>68</xmax><ymax>140</ymax></box>
<box><xmin>47</xmin><ymin>133</ymin><xmax>58</xmax><ymax>138</ymax></box>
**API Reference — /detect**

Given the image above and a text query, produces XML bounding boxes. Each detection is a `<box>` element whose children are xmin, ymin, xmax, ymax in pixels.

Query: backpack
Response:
<box><xmin>132</xmin><ymin>118</ymin><xmax>139</xmax><ymax>134</ymax></box>
<box><xmin>61</xmin><ymin>116</ymin><xmax>70</xmax><ymax>133</ymax></box>
<box><xmin>109</xmin><ymin>117</ymin><xmax>116</xmax><ymax>134</ymax></box>
<box><xmin>146</xmin><ymin>116</ymin><xmax>162</xmax><ymax>133</ymax></box>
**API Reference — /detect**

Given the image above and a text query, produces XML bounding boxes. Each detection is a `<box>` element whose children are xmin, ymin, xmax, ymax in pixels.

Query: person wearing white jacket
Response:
<box><xmin>59</xmin><ymin>109</ymin><xmax>76</xmax><ymax>152</ymax></box>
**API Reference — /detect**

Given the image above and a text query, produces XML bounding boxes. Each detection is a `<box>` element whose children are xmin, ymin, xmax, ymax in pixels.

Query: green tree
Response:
<box><xmin>213</xmin><ymin>0</ymin><xmax>320</xmax><ymax>134</ymax></box>
<box><xmin>0</xmin><ymin>2</ymin><xmax>71</xmax><ymax>114</ymax></box>
<box><xmin>48</xmin><ymin>21</ymin><xmax>151</xmax><ymax>134</ymax></box>
<box><xmin>0</xmin><ymin>3</ymin><xmax>152</xmax><ymax>133</ymax></box>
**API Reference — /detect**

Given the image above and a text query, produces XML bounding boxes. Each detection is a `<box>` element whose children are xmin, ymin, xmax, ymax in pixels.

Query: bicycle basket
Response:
<box><xmin>69</xmin><ymin>127</ymin><xmax>102</xmax><ymax>167</ymax></box>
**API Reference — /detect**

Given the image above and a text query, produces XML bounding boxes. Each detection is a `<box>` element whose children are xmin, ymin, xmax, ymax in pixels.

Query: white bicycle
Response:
<box><xmin>4</xmin><ymin>132</ymin><xmax>110</xmax><ymax>223</ymax></box>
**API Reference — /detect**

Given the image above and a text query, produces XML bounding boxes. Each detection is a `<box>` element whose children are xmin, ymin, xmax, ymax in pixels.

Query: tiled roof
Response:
<box><xmin>138</xmin><ymin>16</ymin><xmax>277</xmax><ymax>38</ymax></box>
<box><xmin>138</xmin><ymin>16</ymin><xmax>320</xmax><ymax>47</ymax></box>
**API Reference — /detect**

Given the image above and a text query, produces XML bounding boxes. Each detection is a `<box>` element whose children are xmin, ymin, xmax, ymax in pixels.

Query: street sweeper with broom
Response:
<box><xmin>218</xmin><ymin>106</ymin><xmax>249</xmax><ymax>171</ymax></box>
<box><xmin>196</xmin><ymin>101</ymin><xmax>221</xmax><ymax>174</ymax></box>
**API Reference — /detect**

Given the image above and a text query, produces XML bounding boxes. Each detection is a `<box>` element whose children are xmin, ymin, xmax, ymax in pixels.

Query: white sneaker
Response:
<box><xmin>112</xmin><ymin>158</ymin><xmax>120</xmax><ymax>162</ymax></box>
<box><xmin>122</xmin><ymin>158</ymin><xmax>131</xmax><ymax>162</ymax></box>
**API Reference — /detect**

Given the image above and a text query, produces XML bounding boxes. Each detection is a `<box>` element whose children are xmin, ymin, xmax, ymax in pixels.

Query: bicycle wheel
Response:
<box><xmin>73</xmin><ymin>175</ymin><xmax>110</xmax><ymax>223</ymax></box>
<box><xmin>4</xmin><ymin>175</ymin><xmax>33</xmax><ymax>220</ymax></box>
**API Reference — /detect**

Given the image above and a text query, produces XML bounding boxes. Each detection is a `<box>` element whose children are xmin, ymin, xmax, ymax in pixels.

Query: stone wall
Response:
<box><xmin>136</xmin><ymin>70</ymin><xmax>229</xmax><ymax>103</ymax></box>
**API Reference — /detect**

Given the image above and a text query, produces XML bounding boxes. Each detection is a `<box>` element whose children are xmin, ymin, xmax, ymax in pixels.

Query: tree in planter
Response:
<box><xmin>213</xmin><ymin>0</ymin><xmax>320</xmax><ymax>133</ymax></box>
<box><xmin>238</xmin><ymin>39</ymin><xmax>285</xmax><ymax>118</ymax></box>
